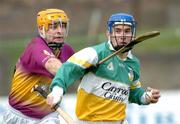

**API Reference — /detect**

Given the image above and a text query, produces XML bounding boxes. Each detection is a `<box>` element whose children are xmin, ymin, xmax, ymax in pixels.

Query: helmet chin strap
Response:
<box><xmin>48</xmin><ymin>42</ymin><xmax>64</xmax><ymax>50</ymax></box>
<box><xmin>48</xmin><ymin>42</ymin><xmax>64</xmax><ymax>57</ymax></box>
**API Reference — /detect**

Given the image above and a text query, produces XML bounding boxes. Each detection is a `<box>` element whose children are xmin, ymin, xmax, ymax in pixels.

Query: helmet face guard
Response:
<box><xmin>107</xmin><ymin>13</ymin><xmax>137</xmax><ymax>51</ymax></box>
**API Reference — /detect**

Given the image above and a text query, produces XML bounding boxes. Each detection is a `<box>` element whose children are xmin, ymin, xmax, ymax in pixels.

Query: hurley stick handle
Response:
<box><xmin>32</xmin><ymin>85</ymin><xmax>75</xmax><ymax>124</ymax></box>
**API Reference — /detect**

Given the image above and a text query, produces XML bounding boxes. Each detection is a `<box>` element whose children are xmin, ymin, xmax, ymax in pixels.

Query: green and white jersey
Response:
<box><xmin>50</xmin><ymin>41</ymin><xmax>145</xmax><ymax>121</ymax></box>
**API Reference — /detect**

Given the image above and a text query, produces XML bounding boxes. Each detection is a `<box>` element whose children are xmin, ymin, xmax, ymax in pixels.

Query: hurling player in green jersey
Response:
<box><xmin>47</xmin><ymin>13</ymin><xmax>161</xmax><ymax>124</ymax></box>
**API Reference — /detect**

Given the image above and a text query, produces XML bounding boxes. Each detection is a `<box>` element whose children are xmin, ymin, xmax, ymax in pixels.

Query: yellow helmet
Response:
<box><xmin>37</xmin><ymin>9</ymin><xmax>69</xmax><ymax>31</ymax></box>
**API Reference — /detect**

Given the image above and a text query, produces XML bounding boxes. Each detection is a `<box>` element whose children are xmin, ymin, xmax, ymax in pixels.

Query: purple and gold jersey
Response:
<box><xmin>9</xmin><ymin>36</ymin><xmax>74</xmax><ymax>119</ymax></box>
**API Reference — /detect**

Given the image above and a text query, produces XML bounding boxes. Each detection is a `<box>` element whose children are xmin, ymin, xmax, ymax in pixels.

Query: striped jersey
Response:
<box><xmin>9</xmin><ymin>36</ymin><xmax>74</xmax><ymax>119</ymax></box>
<box><xmin>50</xmin><ymin>41</ymin><xmax>145</xmax><ymax>121</ymax></box>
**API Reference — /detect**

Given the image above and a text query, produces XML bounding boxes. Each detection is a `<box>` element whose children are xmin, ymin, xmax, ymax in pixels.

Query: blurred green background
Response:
<box><xmin>0</xmin><ymin>0</ymin><xmax>180</xmax><ymax>96</ymax></box>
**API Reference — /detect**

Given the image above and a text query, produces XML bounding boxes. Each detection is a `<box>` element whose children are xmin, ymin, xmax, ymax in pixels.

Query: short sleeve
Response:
<box><xmin>20</xmin><ymin>37</ymin><xmax>55</xmax><ymax>77</ymax></box>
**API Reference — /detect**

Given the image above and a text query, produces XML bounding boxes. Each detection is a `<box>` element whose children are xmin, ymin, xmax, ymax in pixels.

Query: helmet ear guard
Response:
<box><xmin>38</xmin><ymin>26</ymin><xmax>46</xmax><ymax>38</ymax></box>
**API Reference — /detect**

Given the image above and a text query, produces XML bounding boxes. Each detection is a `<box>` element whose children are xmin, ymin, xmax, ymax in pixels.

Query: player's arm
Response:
<box><xmin>45</xmin><ymin>57</ymin><xmax>62</xmax><ymax>75</ymax></box>
<box><xmin>128</xmin><ymin>57</ymin><xmax>161</xmax><ymax>104</ymax></box>
<box><xmin>128</xmin><ymin>58</ymin><xmax>146</xmax><ymax>104</ymax></box>
<box><xmin>51</xmin><ymin>47</ymin><xmax>98</xmax><ymax>92</ymax></box>
<box><xmin>47</xmin><ymin>47</ymin><xmax>98</xmax><ymax>105</ymax></box>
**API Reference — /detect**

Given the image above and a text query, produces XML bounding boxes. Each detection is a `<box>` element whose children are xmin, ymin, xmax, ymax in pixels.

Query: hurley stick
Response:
<box><xmin>32</xmin><ymin>85</ymin><xmax>75</xmax><ymax>124</ymax></box>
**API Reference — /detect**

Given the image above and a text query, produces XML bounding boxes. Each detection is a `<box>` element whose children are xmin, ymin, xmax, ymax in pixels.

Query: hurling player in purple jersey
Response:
<box><xmin>3</xmin><ymin>9</ymin><xmax>74</xmax><ymax>124</ymax></box>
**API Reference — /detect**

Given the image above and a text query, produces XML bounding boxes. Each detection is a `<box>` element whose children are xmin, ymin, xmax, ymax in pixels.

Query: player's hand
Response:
<box><xmin>145</xmin><ymin>87</ymin><xmax>161</xmax><ymax>104</ymax></box>
<box><xmin>46</xmin><ymin>86</ymin><xmax>63</xmax><ymax>106</ymax></box>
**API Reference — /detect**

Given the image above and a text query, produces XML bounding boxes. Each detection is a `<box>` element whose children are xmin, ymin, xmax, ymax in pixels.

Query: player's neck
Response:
<box><xmin>118</xmin><ymin>52</ymin><xmax>128</xmax><ymax>60</ymax></box>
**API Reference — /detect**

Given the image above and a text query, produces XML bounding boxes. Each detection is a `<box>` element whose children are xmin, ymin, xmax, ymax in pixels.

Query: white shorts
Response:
<box><xmin>3</xmin><ymin>104</ymin><xmax>61</xmax><ymax>124</ymax></box>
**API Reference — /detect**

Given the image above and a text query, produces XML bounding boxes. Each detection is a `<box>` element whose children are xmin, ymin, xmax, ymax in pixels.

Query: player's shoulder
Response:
<box><xmin>31</xmin><ymin>36</ymin><xmax>46</xmax><ymax>44</ymax></box>
<box><xmin>32</xmin><ymin>36</ymin><xmax>41</xmax><ymax>41</ymax></box>
<box><xmin>24</xmin><ymin>36</ymin><xmax>49</xmax><ymax>54</ymax></box>
<box><xmin>68</xmin><ymin>46</ymin><xmax>98</xmax><ymax>67</ymax></box>
<box><xmin>75</xmin><ymin>46</ymin><xmax>97</xmax><ymax>57</ymax></box>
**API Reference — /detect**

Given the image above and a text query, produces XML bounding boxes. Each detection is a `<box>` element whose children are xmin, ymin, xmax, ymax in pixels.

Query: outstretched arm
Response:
<box><xmin>47</xmin><ymin>47</ymin><xmax>98</xmax><ymax>106</ymax></box>
<box><xmin>129</xmin><ymin>83</ymin><xmax>161</xmax><ymax>105</ymax></box>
